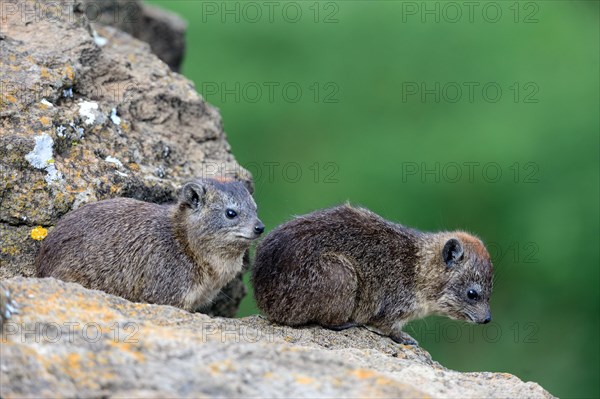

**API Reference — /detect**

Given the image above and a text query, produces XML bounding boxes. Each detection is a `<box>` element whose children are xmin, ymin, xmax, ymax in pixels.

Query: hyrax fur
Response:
<box><xmin>36</xmin><ymin>178</ymin><xmax>264</xmax><ymax>311</ymax></box>
<box><xmin>252</xmin><ymin>204</ymin><xmax>493</xmax><ymax>345</ymax></box>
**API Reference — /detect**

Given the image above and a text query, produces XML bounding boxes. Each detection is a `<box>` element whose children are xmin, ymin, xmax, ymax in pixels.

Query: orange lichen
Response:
<box><xmin>40</xmin><ymin>67</ymin><xmax>52</xmax><ymax>79</ymax></box>
<box><xmin>128</xmin><ymin>163</ymin><xmax>140</xmax><ymax>172</ymax></box>
<box><xmin>295</xmin><ymin>375</ymin><xmax>316</xmax><ymax>385</ymax></box>
<box><xmin>375</xmin><ymin>377</ymin><xmax>394</xmax><ymax>385</ymax></box>
<box><xmin>30</xmin><ymin>226</ymin><xmax>48</xmax><ymax>241</ymax></box>
<box><xmin>351</xmin><ymin>369</ymin><xmax>377</xmax><ymax>380</ymax></box>
<box><xmin>63</xmin><ymin>65</ymin><xmax>75</xmax><ymax>81</ymax></box>
<box><xmin>66</xmin><ymin>353</ymin><xmax>82</xmax><ymax>370</ymax></box>
<box><xmin>107</xmin><ymin>341</ymin><xmax>146</xmax><ymax>363</ymax></box>
<box><xmin>209</xmin><ymin>360</ymin><xmax>234</xmax><ymax>374</ymax></box>
<box><xmin>39</xmin><ymin>116</ymin><xmax>52</xmax><ymax>126</ymax></box>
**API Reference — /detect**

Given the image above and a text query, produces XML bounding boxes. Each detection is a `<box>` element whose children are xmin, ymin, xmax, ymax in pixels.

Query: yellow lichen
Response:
<box><xmin>66</xmin><ymin>353</ymin><xmax>81</xmax><ymax>370</ymax></box>
<box><xmin>64</xmin><ymin>64</ymin><xmax>75</xmax><ymax>81</ymax></box>
<box><xmin>208</xmin><ymin>360</ymin><xmax>234</xmax><ymax>374</ymax></box>
<box><xmin>30</xmin><ymin>226</ymin><xmax>48</xmax><ymax>241</ymax></box>
<box><xmin>295</xmin><ymin>375</ymin><xmax>315</xmax><ymax>385</ymax></box>
<box><xmin>40</xmin><ymin>67</ymin><xmax>52</xmax><ymax>79</ymax></box>
<box><xmin>351</xmin><ymin>369</ymin><xmax>377</xmax><ymax>380</ymax></box>
<box><xmin>1</xmin><ymin>246</ymin><xmax>20</xmax><ymax>256</ymax></box>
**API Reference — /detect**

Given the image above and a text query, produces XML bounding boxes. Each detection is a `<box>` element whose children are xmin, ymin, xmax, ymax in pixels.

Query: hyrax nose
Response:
<box><xmin>254</xmin><ymin>223</ymin><xmax>265</xmax><ymax>235</ymax></box>
<box><xmin>482</xmin><ymin>316</ymin><xmax>492</xmax><ymax>324</ymax></box>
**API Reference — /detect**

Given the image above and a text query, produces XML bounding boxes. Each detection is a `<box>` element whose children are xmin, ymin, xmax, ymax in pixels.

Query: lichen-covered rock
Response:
<box><xmin>0</xmin><ymin>0</ymin><xmax>250</xmax><ymax>316</ymax></box>
<box><xmin>0</xmin><ymin>278</ymin><xmax>554</xmax><ymax>398</ymax></box>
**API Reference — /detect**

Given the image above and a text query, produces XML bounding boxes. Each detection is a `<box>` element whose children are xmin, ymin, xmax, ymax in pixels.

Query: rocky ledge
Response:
<box><xmin>1</xmin><ymin>278</ymin><xmax>553</xmax><ymax>398</ymax></box>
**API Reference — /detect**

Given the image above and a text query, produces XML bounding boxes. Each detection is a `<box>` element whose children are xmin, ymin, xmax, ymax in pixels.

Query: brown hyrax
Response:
<box><xmin>252</xmin><ymin>204</ymin><xmax>493</xmax><ymax>345</ymax></box>
<box><xmin>36</xmin><ymin>178</ymin><xmax>264</xmax><ymax>311</ymax></box>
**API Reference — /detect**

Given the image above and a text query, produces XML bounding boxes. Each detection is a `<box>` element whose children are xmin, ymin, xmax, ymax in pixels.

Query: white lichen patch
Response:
<box><xmin>105</xmin><ymin>156</ymin><xmax>123</xmax><ymax>168</ymax></box>
<box><xmin>92</xmin><ymin>30</ymin><xmax>108</xmax><ymax>47</ymax></box>
<box><xmin>3</xmin><ymin>289</ymin><xmax>19</xmax><ymax>320</ymax></box>
<box><xmin>116</xmin><ymin>170</ymin><xmax>129</xmax><ymax>177</ymax></box>
<box><xmin>40</xmin><ymin>99</ymin><xmax>53</xmax><ymax>107</ymax></box>
<box><xmin>69</xmin><ymin>122</ymin><xmax>85</xmax><ymax>139</ymax></box>
<box><xmin>25</xmin><ymin>134</ymin><xmax>63</xmax><ymax>184</ymax></box>
<box><xmin>56</xmin><ymin>125</ymin><xmax>66</xmax><ymax>137</ymax></box>
<box><xmin>63</xmin><ymin>88</ymin><xmax>73</xmax><ymax>98</ymax></box>
<box><xmin>72</xmin><ymin>188</ymin><xmax>95</xmax><ymax>210</ymax></box>
<box><xmin>25</xmin><ymin>134</ymin><xmax>53</xmax><ymax>169</ymax></box>
<box><xmin>110</xmin><ymin>108</ymin><xmax>121</xmax><ymax>125</ymax></box>
<box><xmin>79</xmin><ymin>101</ymin><xmax>99</xmax><ymax>125</ymax></box>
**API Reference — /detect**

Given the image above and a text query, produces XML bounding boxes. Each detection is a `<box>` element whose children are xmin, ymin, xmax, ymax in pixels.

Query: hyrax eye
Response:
<box><xmin>225</xmin><ymin>209</ymin><xmax>238</xmax><ymax>219</ymax></box>
<box><xmin>467</xmin><ymin>289</ymin><xmax>479</xmax><ymax>301</ymax></box>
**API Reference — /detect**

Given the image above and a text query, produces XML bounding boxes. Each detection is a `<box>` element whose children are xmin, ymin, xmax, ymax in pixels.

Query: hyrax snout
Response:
<box><xmin>36</xmin><ymin>178</ymin><xmax>263</xmax><ymax>311</ymax></box>
<box><xmin>252</xmin><ymin>204</ymin><xmax>493</xmax><ymax>345</ymax></box>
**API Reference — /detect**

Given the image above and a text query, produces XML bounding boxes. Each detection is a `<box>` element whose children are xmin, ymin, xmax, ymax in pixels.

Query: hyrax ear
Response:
<box><xmin>181</xmin><ymin>182</ymin><xmax>207</xmax><ymax>209</ymax></box>
<box><xmin>442</xmin><ymin>238</ymin><xmax>464</xmax><ymax>267</ymax></box>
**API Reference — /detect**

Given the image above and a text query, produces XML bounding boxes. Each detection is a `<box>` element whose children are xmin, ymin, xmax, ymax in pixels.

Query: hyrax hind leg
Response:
<box><xmin>309</xmin><ymin>252</ymin><xmax>358</xmax><ymax>328</ymax></box>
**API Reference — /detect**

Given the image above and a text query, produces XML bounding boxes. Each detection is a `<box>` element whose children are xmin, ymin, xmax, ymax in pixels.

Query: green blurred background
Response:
<box><xmin>149</xmin><ymin>1</ymin><xmax>598</xmax><ymax>397</ymax></box>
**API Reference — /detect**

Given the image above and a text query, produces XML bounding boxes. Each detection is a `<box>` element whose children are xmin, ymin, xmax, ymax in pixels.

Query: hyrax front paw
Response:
<box><xmin>390</xmin><ymin>331</ymin><xmax>419</xmax><ymax>346</ymax></box>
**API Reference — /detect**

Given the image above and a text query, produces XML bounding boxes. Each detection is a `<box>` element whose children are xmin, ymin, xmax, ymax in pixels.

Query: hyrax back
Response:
<box><xmin>252</xmin><ymin>204</ymin><xmax>493</xmax><ymax>345</ymax></box>
<box><xmin>36</xmin><ymin>178</ymin><xmax>264</xmax><ymax>311</ymax></box>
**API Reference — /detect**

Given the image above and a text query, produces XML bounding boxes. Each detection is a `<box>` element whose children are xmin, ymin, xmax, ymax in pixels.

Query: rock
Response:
<box><xmin>0</xmin><ymin>278</ymin><xmax>554</xmax><ymax>398</ymax></box>
<box><xmin>0</xmin><ymin>283</ymin><xmax>18</xmax><ymax>330</ymax></box>
<box><xmin>79</xmin><ymin>0</ymin><xmax>187</xmax><ymax>71</ymax></box>
<box><xmin>0</xmin><ymin>0</ymin><xmax>250</xmax><ymax>316</ymax></box>
<box><xmin>134</xmin><ymin>4</ymin><xmax>187</xmax><ymax>72</ymax></box>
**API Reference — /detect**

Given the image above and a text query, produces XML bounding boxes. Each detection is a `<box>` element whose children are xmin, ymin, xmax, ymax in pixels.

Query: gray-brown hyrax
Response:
<box><xmin>36</xmin><ymin>178</ymin><xmax>264</xmax><ymax>311</ymax></box>
<box><xmin>252</xmin><ymin>204</ymin><xmax>493</xmax><ymax>345</ymax></box>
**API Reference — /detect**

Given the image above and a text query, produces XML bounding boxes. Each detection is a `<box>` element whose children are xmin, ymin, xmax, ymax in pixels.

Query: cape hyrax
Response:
<box><xmin>36</xmin><ymin>178</ymin><xmax>264</xmax><ymax>311</ymax></box>
<box><xmin>252</xmin><ymin>204</ymin><xmax>493</xmax><ymax>345</ymax></box>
